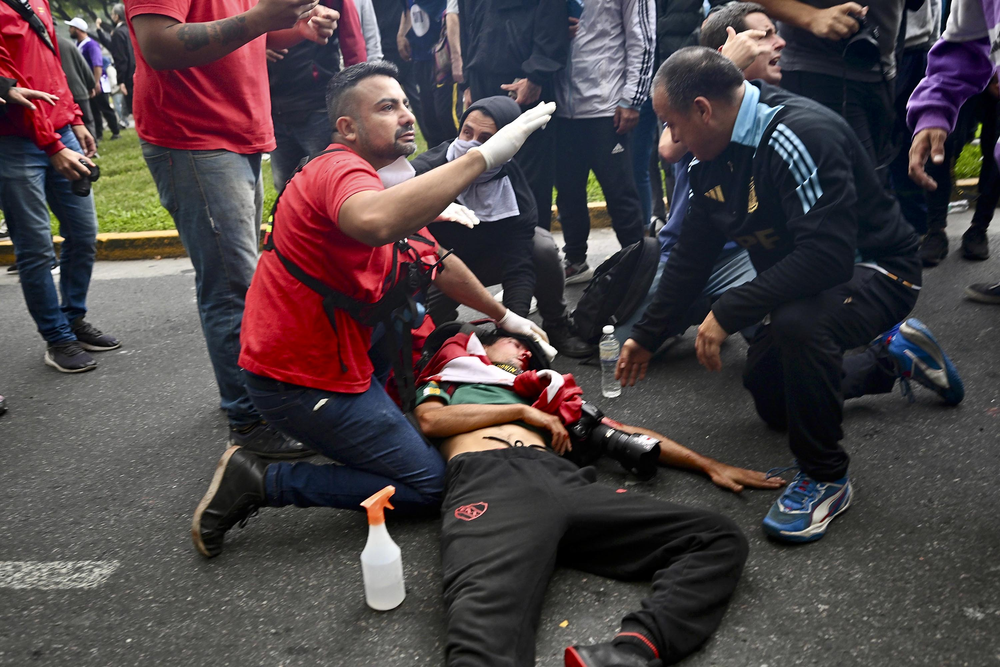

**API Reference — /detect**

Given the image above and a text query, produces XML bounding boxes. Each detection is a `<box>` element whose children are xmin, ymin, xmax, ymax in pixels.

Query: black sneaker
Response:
<box><xmin>564</xmin><ymin>260</ymin><xmax>594</xmax><ymax>285</ymax></box>
<box><xmin>544</xmin><ymin>316</ymin><xmax>595</xmax><ymax>358</ymax></box>
<box><xmin>70</xmin><ymin>318</ymin><xmax>121</xmax><ymax>351</ymax></box>
<box><xmin>44</xmin><ymin>340</ymin><xmax>97</xmax><ymax>373</ymax></box>
<box><xmin>191</xmin><ymin>446</ymin><xmax>267</xmax><ymax>558</ymax></box>
<box><xmin>6</xmin><ymin>264</ymin><xmax>18</xmax><ymax>274</ymax></box>
<box><xmin>0</xmin><ymin>395</ymin><xmax>6</xmax><ymax>416</ymax></box>
<box><xmin>565</xmin><ymin>643</ymin><xmax>652</xmax><ymax>667</ymax></box>
<box><xmin>919</xmin><ymin>230</ymin><xmax>949</xmax><ymax>267</ymax></box>
<box><xmin>965</xmin><ymin>280</ymin><xmax>1000</xmax><ymax>304</ymax></box>
<box><xmin>229</xmin><ymin>420</ymin><xmax>314</xmax><ymax>460</ymax></box>
<box><xmin>961</xmin><ymin>226</ymin><xmax>990</xmax><ymax>260</ymax></box>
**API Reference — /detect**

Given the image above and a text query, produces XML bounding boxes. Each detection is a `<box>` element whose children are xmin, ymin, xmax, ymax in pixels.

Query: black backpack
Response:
<box><xmin>571</xmin><ymin>237</ymin><xmax>661</xmax><ymax>343</ymax></box>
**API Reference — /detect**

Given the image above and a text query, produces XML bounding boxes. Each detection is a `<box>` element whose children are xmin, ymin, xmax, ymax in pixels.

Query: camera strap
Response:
<box><xmin>0</xmin><ymin>0</ymin><xmax>58</xmax><ymax>55</ymax></box>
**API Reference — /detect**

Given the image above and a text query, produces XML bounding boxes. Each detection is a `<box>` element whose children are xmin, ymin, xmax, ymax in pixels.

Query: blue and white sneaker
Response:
<box><xmin>762</xmin><ymin>471</ymin><xmax>852</xmax><ymax>543</ymax></box>
<box><xmin>878</xmin><ymin>318</ymin><xmax>964</xmax><ymax>405</ymax></box>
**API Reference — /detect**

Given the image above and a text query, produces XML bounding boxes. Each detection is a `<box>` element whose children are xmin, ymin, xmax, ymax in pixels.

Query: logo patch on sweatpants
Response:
<box><xmin>455</xmin><ymin>502</ymin><xmax>488</xmax><ymax>521</ymax></box>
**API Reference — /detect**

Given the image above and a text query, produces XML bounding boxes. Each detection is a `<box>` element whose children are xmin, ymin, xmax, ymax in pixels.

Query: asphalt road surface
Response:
<box><xmin>1</xmin><ymin>222</ymin><xmax>998</xmax><ymax>667</ymax></box>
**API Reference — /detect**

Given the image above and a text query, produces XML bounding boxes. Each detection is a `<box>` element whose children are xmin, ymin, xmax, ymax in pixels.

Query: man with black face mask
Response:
<box><xmin>412</xmin><ymin>96</ymin><xmax>593</xmax><ymax>358</ymax></box>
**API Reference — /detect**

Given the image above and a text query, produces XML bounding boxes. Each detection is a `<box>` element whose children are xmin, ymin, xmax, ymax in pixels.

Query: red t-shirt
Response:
<box><xmin>126</xmin><ymin>0</ymin><xmax>275</xmax><ymax>153</ymax></box>
<box><xmin>240</xmin><ymin>146</ymin><xmax>439</xmax><ymax>393</ymax></box>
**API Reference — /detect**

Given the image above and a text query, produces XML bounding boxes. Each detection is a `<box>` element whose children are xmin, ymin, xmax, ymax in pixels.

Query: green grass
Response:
<box><xmin>63</xmin><ymin>126</ymin><xmax>618</xmax><ymax>234</ymax></box>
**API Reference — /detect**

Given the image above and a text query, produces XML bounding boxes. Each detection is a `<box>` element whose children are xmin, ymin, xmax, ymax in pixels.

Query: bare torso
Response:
<box><xmin>439</xmin><ymin>423</ymin><xmax>549</xmax><ymax>461</ymax></box>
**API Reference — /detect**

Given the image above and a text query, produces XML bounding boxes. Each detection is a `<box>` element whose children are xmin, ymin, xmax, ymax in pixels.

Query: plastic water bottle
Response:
<box><xmin>599</xmin><ymin>325</ymin><xmax>621</xmax><ymax>398</ymax></box>
<box><xmin>360</xmin><ymin>486</ymin><xmax>406</xmax><ymax>611</ymax></box>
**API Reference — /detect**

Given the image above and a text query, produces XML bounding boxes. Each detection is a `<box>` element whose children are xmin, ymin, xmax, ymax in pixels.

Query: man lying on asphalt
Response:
<box><xmin>411</xmin><ymin>327</ymin><xmax>781</xmax><ymax>667</ymax></box>
<box><xmin>617</xmin><ymin>48</ymin><xmax>963</xmax><ymax>545</ymax></box>
<box><xmin>190</xmin><ymin>62</ymin><xmax>557</xmax><ymax>558</ymax></box>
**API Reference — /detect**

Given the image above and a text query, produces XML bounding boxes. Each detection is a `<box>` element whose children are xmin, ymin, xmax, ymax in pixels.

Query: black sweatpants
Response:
<box><xmin>782</xmin><ymin>71</ymin><xmax>894</xmax><ymax>180</ymax></box>
<box><xmin>741</xmin><ymin>265</ymin><xmax>919</xmax><ymax>482</ymax></box>
<box><xmin>413</xmin><ymin>59</ymin><xmax>459</xmax><ymax>150</ymax></box>
<box><xmin>467</xmin><ymin>70</ymin><xmax>557</xmax><ymax>226</ymax></box>
<box><xmin>554</xmin><ymin>117</ymin><xmax>645</xmax><ymax>265</ymax></box>
<box><xmin>426</xmin><ymin>227</ymin><xmax>570</xmax><ymax>327</ymax></box>
<box><xmin>441</xmin><ymin>448</ymin><xmax>749</xmax><ymax>667</ymax></box>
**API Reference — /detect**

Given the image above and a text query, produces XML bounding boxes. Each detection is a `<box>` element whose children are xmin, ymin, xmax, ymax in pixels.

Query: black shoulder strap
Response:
<box><xmin>262</xmin><ymin>147</ymin><xmax>346</xmax><ymax>250</ymax></box>
<box><xmin>0</xmin><ymin>0</ymin><xmax>57</xmax><ymax>54</ymax></box>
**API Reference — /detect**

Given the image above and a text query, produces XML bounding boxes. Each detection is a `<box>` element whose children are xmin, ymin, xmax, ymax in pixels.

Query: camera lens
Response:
<box><xmin>593</xmin><ymin>424</ymin><xmax>660</xmax><ymax>481</ymax></box>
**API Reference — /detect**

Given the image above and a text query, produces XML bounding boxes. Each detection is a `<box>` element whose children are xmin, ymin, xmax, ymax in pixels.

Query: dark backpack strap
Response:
<box><xmin>262</xmin><ymin>147</ymin><xmax>347</xmax><ymax>251</ymax></box>
<box><xmin>0</xmin><ymin>0</ymin><xmax>56</xmax><ymax>55</ymax></box>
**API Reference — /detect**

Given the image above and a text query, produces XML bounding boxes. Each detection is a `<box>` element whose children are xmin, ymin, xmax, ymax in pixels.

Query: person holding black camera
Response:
<box><xmin>405</xmin><ymin>326</ymin><xmax>779</xmax><ymax>667</ymax></box>
<box><xmin>754</xmin><ymin>0</ymin><xmax>904</xmax><ymax>176</ymax></box>
<box><xmin>0</xmin><ymin>0</ymin><xmax>120</xmax><ymax>374</ymax></box>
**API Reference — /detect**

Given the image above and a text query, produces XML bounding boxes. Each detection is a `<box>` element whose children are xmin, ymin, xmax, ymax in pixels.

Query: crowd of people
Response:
<box><xmin>0</xmin><ymin>0</ymin><xmax>996</xmax><ymax>665</ymax></box>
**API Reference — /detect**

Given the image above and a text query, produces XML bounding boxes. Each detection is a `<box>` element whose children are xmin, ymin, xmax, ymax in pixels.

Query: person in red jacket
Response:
<box><xmin>0</xmin><ymin>1</ymin><xmax>121</xmax><ymax>374</ymax></box>
<box><xmin>127</xmin><ymin>0</ymin><xmax>339</xmax><ymax>459</ymax></box>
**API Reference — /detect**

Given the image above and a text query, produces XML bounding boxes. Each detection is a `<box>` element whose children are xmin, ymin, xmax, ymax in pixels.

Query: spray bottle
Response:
<box><xmin>360</xmin><ymin>485</ymin><xmax>406</xmax><ymax>611</ymax></box>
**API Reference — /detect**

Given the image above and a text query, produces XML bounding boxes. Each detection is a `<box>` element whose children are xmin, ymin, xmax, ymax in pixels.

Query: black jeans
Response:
<box><xmin>554</xmin><ymin>117</ymin><xmax>646</xmax><ymax>265</ymax></box>
<box><xmin>971</xmin><ymin>92</ymin><xmax>1000</xmax><ymax>230</ymax></box>
<box><xmin>889</xmin><ymin>47</ymin><xmax>930</xmax><ymax>234</ymax></box>
<box><xmin>441</xmin><ymin>447</ymin><xmax>748</xmax><ymax>667</ymax></box>
<box><xmin>467</xmin><ymin>70</ymin><xmax>557</xmax><ymax>225</ymax></box>
<box><xmin>742</xmin><ymin>264</ymin><xmax>919</xmax><ymax>482</ymax></box>
<box><xmin>412</xmin><ymin>59</ymin><xmax>459</xmax><ymax>149</ymax></box>
<box><xmin>426</xmin><ymin>227</ymin><xmax>570</xmax><ymax>326</ymax></box>
<box><xmin>782</xmin><ymin>71</ymin><xmax>894</xmax><ymax>178</ymax></box>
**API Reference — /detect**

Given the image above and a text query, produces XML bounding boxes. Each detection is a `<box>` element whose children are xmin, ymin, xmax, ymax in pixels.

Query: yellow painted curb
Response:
<box><xmin>0</xmin><ymin>203</ymin><xmax>614</xmax><ymax>265</ymax></box>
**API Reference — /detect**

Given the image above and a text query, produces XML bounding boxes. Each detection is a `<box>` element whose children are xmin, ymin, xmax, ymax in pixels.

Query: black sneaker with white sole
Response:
<box><xmin>70</xmin><ymin>318</ymin><xmax>121</xmax><ymax>351</ymax></box>
<box><xmin>45</xmin><ymin>340</ymin><xmax>97</xmax><ymax>373</ymax></box>
<box><xmin>965</xmin><ymin>280</ymin><xmax>1000</xmax><ymax>304</ymax></box>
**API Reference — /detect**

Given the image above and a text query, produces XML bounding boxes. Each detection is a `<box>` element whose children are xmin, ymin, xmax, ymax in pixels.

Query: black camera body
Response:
<box><xmin>566</xmin><ymin>402</ymin><xmax>661</xmax><ymax>480</ymax></box>
<box><xmin>71</xmin><ymin>159</ymin><xmax>100</xmax><ymax>197</ymax></box>
<box><xmin>843</xmin><ymin>13</ymin><xmax>880</xmax><ymax>70</ymax></box>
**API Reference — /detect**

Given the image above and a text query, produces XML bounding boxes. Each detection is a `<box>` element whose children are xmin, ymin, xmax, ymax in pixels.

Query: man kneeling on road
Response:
<box><xmin>191</xmin><ymin>62</ymin><xmax>556</xmax><ymax>558</ymax></box>
<box><xmin>618</xmin><ymin>48</ymin><xmax>962</xmax><ymax>544</ymax></box>
<box><xmin>410</xmin><ymin>326</ymin><xmax>777</xmax><ymax>667</ymax></box>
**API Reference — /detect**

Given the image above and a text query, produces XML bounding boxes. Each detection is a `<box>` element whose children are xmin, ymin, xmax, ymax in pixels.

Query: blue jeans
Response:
<box><xmin>244</xmin><ymin>372</ymin><xmax>446</xmax><ymax>512</ymax></box>
<box><xmin>141</xmin><ymin>142</ymin><xmax>262</xmax><ymax>426</ymax></box>
<box><xmin>616</xmin><ymin>247</ymin><xmax>757</xmax><ymax>347</ymax></box>
<box><xmin>270</xmin><ymin>110</ymin><xmax>334</xmax><ymax>192</ymax></box>
<box><xmin>0</xmin><ymin>126</ymin><xmax>98</xmax><ymax>343</ymax></box>
<box><xmin>631</xmin><ymin>97</ymin><xmax>659</xmax><ymax>225</ymax></box>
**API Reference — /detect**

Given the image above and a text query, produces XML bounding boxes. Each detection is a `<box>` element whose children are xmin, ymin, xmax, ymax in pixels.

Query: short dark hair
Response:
<box><xmin>326</xmin><ymin>61</ymin><xmax>400</xmax><ymax>130</ymax></box>
<box><xmin>700</xmin><ymin>2</ymin><xmax>769</xmax><ymax>51</ymax></box>
<box><xmin>653</xmin><ymin>47</ymin><xmax>745</xmax><ymax>111</ymax></box>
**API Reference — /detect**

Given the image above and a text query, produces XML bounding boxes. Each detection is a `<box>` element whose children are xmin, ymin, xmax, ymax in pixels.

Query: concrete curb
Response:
<box><xmin>0</xmin><ymin>203</ymin><xmax>615</xmax><ymax>265</ymax></box>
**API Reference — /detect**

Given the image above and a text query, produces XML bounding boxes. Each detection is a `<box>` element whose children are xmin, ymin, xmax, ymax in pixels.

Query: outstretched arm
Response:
<box><xmin>614</xmin><ymin>422</ymin><xmax>785</xmax><ymax>493</ymax></box>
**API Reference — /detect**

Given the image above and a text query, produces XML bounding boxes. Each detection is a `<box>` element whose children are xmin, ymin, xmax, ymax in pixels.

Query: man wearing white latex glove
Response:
<box><xmin>190</xmin><ymin>63</ymin><xmax>560</xmax><ymax>561</ymax></box>
<box><xmin>469</xmin><ymin>102</ymin><xmax>557</xmax><ymax>170</ymax></box>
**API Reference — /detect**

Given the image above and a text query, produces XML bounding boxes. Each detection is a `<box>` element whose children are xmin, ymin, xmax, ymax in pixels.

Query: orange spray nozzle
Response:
<box><xmin>361</xmin><ymin>485</ymin><xmax>396</xmax><ymax>524</ymax></box>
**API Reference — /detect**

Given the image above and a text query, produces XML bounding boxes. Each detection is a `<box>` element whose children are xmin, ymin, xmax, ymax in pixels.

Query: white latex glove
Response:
<box><xmin>498</xmin><ymin>309</ymin><xmax>556</xmax><ymax>360</ymax></box>
<box><xmin>470</xmin><ymin>101</ymin><xmax>556</xmax><ymax>170</ymax></box>
<box><xmin>437</xmin><ymin>202</ymin><xmax>480</xmax><ymax>228</ymax></box>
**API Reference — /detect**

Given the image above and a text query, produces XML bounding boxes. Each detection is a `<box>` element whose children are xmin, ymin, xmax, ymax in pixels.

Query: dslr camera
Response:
<box><xmin>842</xmin><ymin>12</ymin><xmax>880</xmax><ymax>70</ymax></box>
<box><xmin>566</xmin><ymin>402</ymin><xmax>661</xmax><ymax>480</ymax></box>
<box><xmin>71</xmin><ymin>159</ymin><xmax>100</xmax><ymax>197</ymax></box>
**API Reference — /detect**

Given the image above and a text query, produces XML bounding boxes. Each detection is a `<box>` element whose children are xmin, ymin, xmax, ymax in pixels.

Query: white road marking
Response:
<box><xmin>0</xmin><ymin>561</ymin><xmax>120</xmax><ymax>589</ymax></box>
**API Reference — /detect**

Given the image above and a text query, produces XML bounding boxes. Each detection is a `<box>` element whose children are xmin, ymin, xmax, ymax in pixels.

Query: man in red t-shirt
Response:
<box><xmin>0</xmin><ymin>2</ymin><xmax>120</xmax><ymax>374</ymax></box>
<box><xmin>127</xmin><ymin>0</ymin><xmax>339</xmax><ymax>458</ymax></box>
<box><xmin>191</xmin><ymin>61</ymin><xmax>556</xmax><ymax>558</ymax></box>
